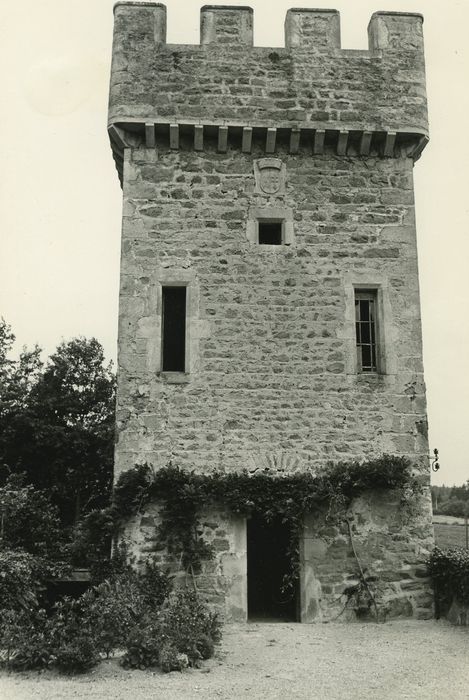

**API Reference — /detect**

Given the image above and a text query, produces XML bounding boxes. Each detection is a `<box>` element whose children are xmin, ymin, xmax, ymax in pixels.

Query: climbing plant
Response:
<box><xmin>105</xmin><ymin>454</ymin><xmax>421</xmax><ymax>577</ymax></box>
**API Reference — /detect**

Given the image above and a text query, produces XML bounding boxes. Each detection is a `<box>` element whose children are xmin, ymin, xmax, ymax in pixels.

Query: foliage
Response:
<box><xmin>70</xmin><ymin>507</ymin><xmax>115</xmax><ymax>571</ymax></box>
<box><xmin>136</xmin><ymin>558</ymin><xmax>172</xmax><ymax>612</ymax></box>
<box><xmin>121</xmin><ymin>622</ymin><xmax>162</xmax><ymax>670</ymax></box>
<box><xmin>0</xmin><ymin>320</ymin><xmax>116</xmax><ymax>527</ymax></box>
<box><xmin>0</xmin><ymin>608</ymin><xmax>52</xmax><ymax>670</ymax></box>
<box><xmin>113</xmin><ymin>463</ymin><xmax>155</xmax><ymax>520</ymax></box>
<box><xmin>0</xmin><ymin>472</ymin><xmax>66</xmax><ymax>559</ymax></box>
<box><xmin>0</xmin><ymin>548</ymin><xmax>67</xmax><ymax>612</ymax></box>
<box><xmin>449</xmin><ymin>482</ymin><xmax>469</xmax><ymax>502</ymax></box>
<box><xmin>0</xmin><ymin>556</ymin><xmax>175</xmax><ymax>674</ymax></box>
<box><xmin>53</xmin><ymin>637</ymin><xmax>100</xmax><ymax>674</ymax></box>
<box><xmin>81</xmin><ymin>580</ymin><xmax>139</xmax><ymax>659</ymax></box>
<box><xmin>428</xmin><ymin>546</ymin><xmax>469</xmax><ymax>611</ymax></box>
<box><xmin>121</xmin><ymin>589</ymin><xmax>221</xmax><ymax>671</ymax></box>
<box><xmin>157</xmin><ymin>589</ymin><xmax>221</xmax><ymax>664</ymax></box>
<box><xmin>437</xmin><ymin>499</ymin><xmax>469</xmax><ymax>519</ymax></box>
<box><xmin>158</xmin><ymin>643</ymin><xmax>189</xmax><ymax>673</ymax></box>
<box><xmin>110</xmin><ymin>456</ymin><xmax>419</xmax><ymax>575</ymax></box>
<box><xmin>432</xmin><ymin>483</ymin><xmax>469</xmax><ymax>516</ymax></box>
<box><xmin>80</xmin><ymin>558</ymin><xmax>171</xmax><ymax>658</ymax></box>
<box><xmin>46</xmin><ymin>596</ymin><xmax>100</xmax><ymax>673</ymax></box>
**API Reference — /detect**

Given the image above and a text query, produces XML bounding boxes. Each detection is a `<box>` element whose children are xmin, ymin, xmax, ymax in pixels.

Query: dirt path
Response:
<box><xmin>1</xmin><ymin>620</ymin><xmax>468</xmax><ymax>700</ymax></box>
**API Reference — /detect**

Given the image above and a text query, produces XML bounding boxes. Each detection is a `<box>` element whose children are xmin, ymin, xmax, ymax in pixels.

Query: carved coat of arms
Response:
<box><xmin>254</xmin><ymin>158</ymin><xmax>286</xmax><ymax>196</ymax></box>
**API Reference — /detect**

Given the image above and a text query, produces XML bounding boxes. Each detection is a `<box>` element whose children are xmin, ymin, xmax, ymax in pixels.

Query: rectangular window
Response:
<box><xmin>355</xmin><ymin>290</ymin><xmax>378</xmax><ymax>373</ymax></box>
<box><xmin>258</xmin><ymin>220</ymin><xmax>282</xmax><ymax>245</ymax></box>
<box><xmin>162</xmin><ymin>286</ymin><xmax>186</xmax><ymax>372</ymax></box>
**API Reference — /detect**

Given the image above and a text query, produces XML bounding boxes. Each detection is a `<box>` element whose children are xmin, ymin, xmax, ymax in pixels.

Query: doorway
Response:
<box><xmin>247</xmin><ymin>515</ymin><xmax>298</xmax><ymax>621</ymax></box>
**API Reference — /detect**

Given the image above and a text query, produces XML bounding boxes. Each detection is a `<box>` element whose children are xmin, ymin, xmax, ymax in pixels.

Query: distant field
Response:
<box><xmin>433</xmin><ymin>523</ymin><xmax>468</xmax><ymax>549</ymax></box>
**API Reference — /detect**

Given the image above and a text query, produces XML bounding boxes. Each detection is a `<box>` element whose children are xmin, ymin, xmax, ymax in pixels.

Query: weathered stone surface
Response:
<box><xmin>110</xmin><ymin>5</ymin><xmax>433</xmax><ymax>622</ymax></box>
<box><xmin>115</xmin><ymin>150</ymin><xmax>430</xmax><ymax>479</ymax></box>
<box><xmin>110</xmin><ymin>6</ymin><xmax>428</xmax><ymax>137</ymax></box>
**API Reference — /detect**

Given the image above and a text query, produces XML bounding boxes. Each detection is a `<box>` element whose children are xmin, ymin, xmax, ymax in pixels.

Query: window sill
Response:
<box><xmin>356</xmin><ymin>372</ymin><xmax>386</xmax><ymax>383</ymax></box>
<box><xmin>158</xmin><ymin>372</ymin><xmax>190</xmax><ymax>384</ymax></box>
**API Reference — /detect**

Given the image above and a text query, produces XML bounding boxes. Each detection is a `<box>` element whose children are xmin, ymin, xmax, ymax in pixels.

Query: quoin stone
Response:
<box><xmin>109</xmin><ymin>3</ymin><xmax>434</xmax><ymax>622</ymax></box>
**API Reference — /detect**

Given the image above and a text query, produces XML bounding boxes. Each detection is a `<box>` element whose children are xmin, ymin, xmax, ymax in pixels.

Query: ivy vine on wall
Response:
<box><xmin>109</xmin><ymin>455</ymin><xmax>421</xmax><ymax>576</ymax></box>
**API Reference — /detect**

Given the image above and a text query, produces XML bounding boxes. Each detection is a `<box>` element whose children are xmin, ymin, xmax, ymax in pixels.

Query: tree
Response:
<box><xmin>0</xmin><ymin>320</ymin><xmax>116</xmax><ymax>525</ymax></box>
<box><xmin>449</xmin><ymin>482</ymin><xmax>469</xmax><ymax>503</ymax></box>
<box><xmin>438</xmin><ymin>499</ymin><xmax>469</xmax><ymax>519</ymax></box>
<box><xmin>0</xmin><ymin>472</ymin><xmax>64</xmax><ymax>559</ymax></box>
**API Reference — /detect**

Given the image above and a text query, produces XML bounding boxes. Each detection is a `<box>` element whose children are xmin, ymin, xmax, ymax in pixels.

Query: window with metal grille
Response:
<box><xmin>355</xmin><ymin>290</ymin><xmax>378</xmax><ymax>373</ymax></box>
<box><xmin>162</xmin><ymin>286</ymin><xmax>186</xmax><ymax>372</ymax></box>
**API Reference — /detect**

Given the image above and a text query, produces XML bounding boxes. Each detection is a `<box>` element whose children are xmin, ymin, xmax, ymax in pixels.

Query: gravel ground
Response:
<box><xmin>1</xmin><ymin>620</ymin><xmax>468</xmax><ymax>700</ymax></box>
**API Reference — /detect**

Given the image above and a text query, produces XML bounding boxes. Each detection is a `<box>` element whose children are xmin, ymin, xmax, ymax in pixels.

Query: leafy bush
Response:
<box><xmin>137</xmin><ymin>558</ymin><xmax>172</xmax><ymax>612</ymax></box>
<box><xmin>428</xmin><ymin>546</ymin><xmax>469</xmax><ymax>611</ymax></box>
<box><xmin>0</xmin><ymin>546</ymin><xmax>69</xmax><ymax>613</ymax></box>
<box><xmin>47</xmin><ymin>596</ymin><xmax>100</xmax><ymax>673</ymax></box>
<box><xmin>0</xmin><ymin>473</ymin><xmax>66</xmax><ymax>559</ymax></box>
<box><xmin>195</xmin><ymin>634</ymin><xmax>215</xmax><ymax>660</ymax></box>
<box><xmin>157</xmin><ymin>589</ymin><xmax>221</xmax><ymax>667</ymax></box>
<box><xmin>1</xmin><ymin>553</ymin><xmax>175</xmax><ymax>674</ymax></box>
<box><xmin>81</xmin><ymin>579</ymin><xmax>138</xmax><ymax>658</ymax></box>
<box><xmin>121</xmin><ymin>622</ymin><xmax>161</xmax><ymax>670</ymax></box>
<box><xmin>0</xmin><ymin>609</ymin><xmax>52</xmax><ymax>670</ymax></box>
<box><xmin>0</xmin><ymin>549</ymin><xmax>45</xmax><ymax>611</ymax></box>
<box><xmin>70</xmin><ymin>507</ymin><xmax>114</xmax><ymax>571</ymax></box>
<box><xmin>121</xmin><ymin>589</ymin><xmax>222</xmax><ymax>671</ymax></box>
<box><xmin>80</xmin><ymin>556</ymin><xmax>169</xmax><ymax>658</ymax></box>
<box><xmin>53</xmin><ymin>635</ymin><xmax>100</xmax><ymax>674</ymax></box>
<box><xmin>437</xmin><ymin>499</ymin><xmax>469</xmax><ymax>518</ymax></box>
<box><xmin>158</xmin><ymin>642</ymin><xmax>189</xmax><ymax>673</ymax></box>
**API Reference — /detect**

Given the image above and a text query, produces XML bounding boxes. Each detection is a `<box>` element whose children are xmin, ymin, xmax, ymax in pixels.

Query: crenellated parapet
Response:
<box><xmin>109</xmin><ymin>4</ymin><xmax>428</xmax><ymax>180</ymax></box>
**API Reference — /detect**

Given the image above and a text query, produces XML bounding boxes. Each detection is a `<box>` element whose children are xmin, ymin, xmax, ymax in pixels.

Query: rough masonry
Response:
<box><xmin>109</xmin><ymin>4</ymin><xmax>434</xmax><ymax>622</ymax></box>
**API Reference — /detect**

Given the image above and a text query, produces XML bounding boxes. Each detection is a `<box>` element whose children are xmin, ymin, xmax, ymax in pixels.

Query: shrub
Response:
<box><xmin>196</xmin><ymin>634</ymin><xmax>215</xmax><ymax>660</ymax></box>
<box><xmin>0</xmin><ymin>609</ymin><xmax>52</xmax><ymax>670</ymax></box>
<box><xmin>437</xmin><ymin>499</ymin><xmax>469</xmax><ymax>518</ymax></box>
<box><xmin>121</xmin><ymin>623</ymin><xmax>161</xmax><ymax>670</ymax></box>
<box><xmin>53</xmin><ymin>636</ymin><xmax>100</xmax><ymax>674</ymax></box>
<box><xmin>0</xmin><ymin>474</ymin><xmax>65</xmax><ymax>559</ymax></box>
<box><xmin>0</xmin><ymin>549</ymin><xmax>44</xmax><ymax>611</ymax></box>
<box><xmin>137</xmin><ymin>558</ymin><xmax>172</xmax><ymax>612</ymax></box>
<box><xmin>428</xmin><ymin>546</ymin><xmax>469</xmax><ymax>612</ymax></box>
<box><xmin>47</xmin><ymin>597</ymin><xmax>100</xmax><ymax>673</ymax></box>
<box><xmin>81</xmin><ymin>573</ymin><xmax>143</xmax><ymax>658</ymax></box>
<box><xmin>159</xmin><ymin>642</ymin><xmax>189</xmax><ymax>673</ymax></box>
<box><xmin>121</xmin><ymin>589</ymin><xmax>222</xmax><ymax>671</ymax></box>
<box><xmin>70</xmin><ymin>507</ymin><xmax>114</xmax><ymax>571</ymax></box>
<box><xmin>157</xmin><ymin>589</ymin><xmax>221</xmax><ymax>665</ymax></box>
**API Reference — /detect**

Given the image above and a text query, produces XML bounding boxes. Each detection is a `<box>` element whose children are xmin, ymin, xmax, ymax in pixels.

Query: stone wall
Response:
<box><xmin>115</xmin><ymin>147</ymin><xmax>429</xmax><ymax>478</ymax></box>
<box><xmin>123</xmin><ymin>491</ymin><xmax>433</xmax><ymax>622</ymax></box>
<box><xmin>110</xmin><ymin>4</ymin><xmax>433</xmax><ymax>621</ymax></box>
<box><xmin>109</xmin><ymin>5</ymin><xmax>428</xmax><ymax>137</ymax></box>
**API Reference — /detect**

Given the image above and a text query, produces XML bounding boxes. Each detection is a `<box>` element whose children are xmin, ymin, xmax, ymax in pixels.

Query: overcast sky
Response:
<box><xmin>0</xmin><ymin>0</ymin><xmax>467</xmax><ymax>486</ymax></box>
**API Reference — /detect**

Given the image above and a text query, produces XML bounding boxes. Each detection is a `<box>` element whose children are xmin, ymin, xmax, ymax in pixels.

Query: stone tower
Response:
<box><xmin>109</xmin><ymin>4</ymin><xmax>433</xmax><ymax>621</ymax></box>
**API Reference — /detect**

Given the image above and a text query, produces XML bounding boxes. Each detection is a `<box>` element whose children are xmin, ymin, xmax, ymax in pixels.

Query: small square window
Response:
<box><xmin>258</xmin><ymin>221</ymin><xmax>282</xmax><ymax>245</ymax></box>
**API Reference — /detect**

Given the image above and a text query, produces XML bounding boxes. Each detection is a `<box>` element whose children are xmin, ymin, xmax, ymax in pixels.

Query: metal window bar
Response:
<box><xmin>355</xmin><ymin>292</ymin><xmax>378</xmax><ymax>372</ymax></box>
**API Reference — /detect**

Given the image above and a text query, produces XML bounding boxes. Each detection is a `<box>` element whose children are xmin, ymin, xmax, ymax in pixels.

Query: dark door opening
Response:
<box><xmin>247</xmin><ymin>515</ymin><xmax>298</xmax><ymax>621</ymax></box>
